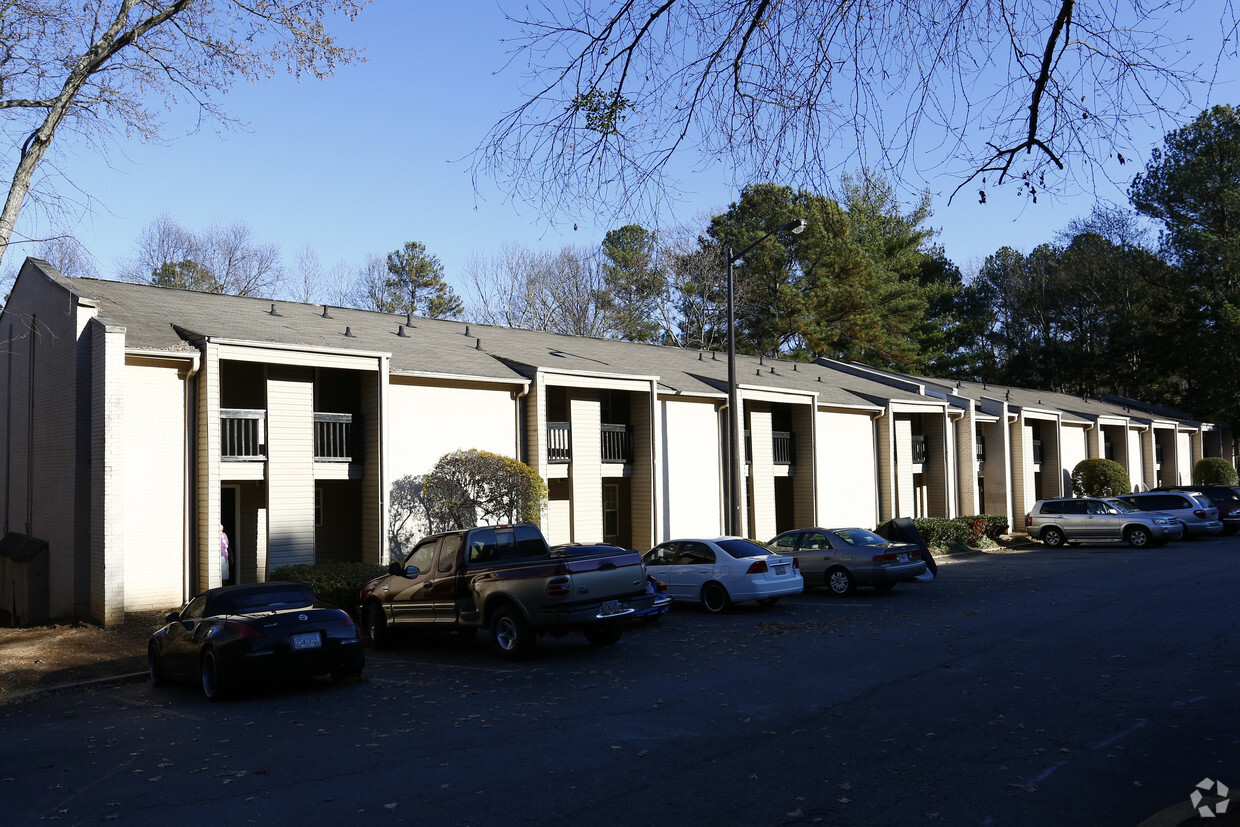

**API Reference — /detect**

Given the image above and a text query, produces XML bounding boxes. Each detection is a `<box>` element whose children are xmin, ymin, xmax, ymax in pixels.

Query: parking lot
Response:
<box><xmin>2</xmin><ymin>539</ymin><xmax>1238</xmax><ymax>825</ymax></box>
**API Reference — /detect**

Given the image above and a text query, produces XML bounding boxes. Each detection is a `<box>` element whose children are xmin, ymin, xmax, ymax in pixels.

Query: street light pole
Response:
<box><xmin>726</xmin><ymin>218</ymin><xmax>807</xmax><ymax>537</ymax></box>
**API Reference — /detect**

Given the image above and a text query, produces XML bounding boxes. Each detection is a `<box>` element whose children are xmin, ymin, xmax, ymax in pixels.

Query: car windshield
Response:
<box><xmin>1108</xmin><ymin>499</ymin><xmax>1139</xmax><ymax>513</ymax></box>
<box><xmin>216</xmin><ymin>586</ymin><xmax>316</xmax><ymax>614</ymax></box>
<box><xmin>716</xmin><ymin>538</ymin><xmax>770</xmax><ymax>558</ymax></box>
<box><xmin>832</xmin><ymin>528</ymin><xmax>886</xmax><ymax>546</ymax></box>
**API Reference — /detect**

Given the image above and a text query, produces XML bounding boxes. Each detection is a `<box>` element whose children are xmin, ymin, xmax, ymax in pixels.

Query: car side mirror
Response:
<box><xmin>165</xmin><ymin>611</ymin><xmax>180</xmax><ymax>623</ymax></box>
<box><xmin>405</xmin><ymin>566</ymin><xmax>421</xmax><ymax>579</ymax></box>
<box><xmin>387</xmin><ymin>561</ymin><xmax>402</xmax><ymax>576</ymax></box>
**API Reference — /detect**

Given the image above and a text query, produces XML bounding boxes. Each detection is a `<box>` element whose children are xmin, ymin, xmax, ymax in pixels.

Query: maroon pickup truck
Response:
<box><xmin>358</xmin><ymin>524</ymin><xmax>654</xmax><ymax>659</ymax></box>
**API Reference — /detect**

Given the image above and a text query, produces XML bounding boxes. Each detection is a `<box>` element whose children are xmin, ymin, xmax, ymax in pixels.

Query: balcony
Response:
<box><xmin>221</xmin><ymin>409</ymin><xmax>266</xmax><ymax>460</ymax></box>
<box><xmin>546</xmin><ymin>422</ymin><xmax>634</xmax><ymax>464</ymax></box>
<box><xmin>911</xmin><ymin>434</ymin><xmax>927</xmax><ymax>464</ymax></box>
<box><xmin>220</xmin><ymin>409</ymin><xmax>358</xmax><ymax>462</ymax></box>
<box><xmin>743</xmin><ymin>431</ymin><xmax>797</xmax><ymax>465</ymax></box>
<box><xmin>314</xmin><ymin>413</ymin><xmax>357</xmax><ymax>462</ymax></box>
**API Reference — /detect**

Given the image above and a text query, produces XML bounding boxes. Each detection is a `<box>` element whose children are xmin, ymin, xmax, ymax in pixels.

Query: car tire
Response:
<box><xmin>490</xmin><ymin>605</ymin><xmax>535</xmax><ymax>660</ymax></box>
<box><xmin>200</xmin><ymin>649</ymin><xmax>228</xmax><ymax>701</ymax></box>
<box><xmin>701</xmin><ymin>582</ymin><xmax>731</xmax><ymax>613</ymax></box>
<box><xmin>1041</xmin><ymin>527</ymin><xmax>1066</xmax><ymax>548</ymax></box>
<box><xmin>147</xmin><ymin>643</ymin><xmax>169</xmax><ymax>687</ymax></box>
<box><xmin>826</xmin><ymin>567</ymin><xmax>856</xmax><ymax>596</ymax></box>
<box><xmin>1126</xmin><ymin>526</ymin><xmax>1151</xmax><ymax>548</ymax></box>
<box><xmin>583</xmin><ymin>621</ymin><xmax>624</xmax><ymax>647</ymax></box>
<box><xmin>365</xmin><ymin>602</ymin><xmax>391</xmax><ymax>650</ymax></box>
<box><xmin>757</xmin><ymin>597</ymin><xmax>781</xmax><ymax>607</ymax></box>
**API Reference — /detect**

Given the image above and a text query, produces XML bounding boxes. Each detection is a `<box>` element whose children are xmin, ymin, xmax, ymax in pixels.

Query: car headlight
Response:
<box><xmin>1153</xmin><ymin>518</ymin><xmax>1170</xmax><ymax>525</ymax></box>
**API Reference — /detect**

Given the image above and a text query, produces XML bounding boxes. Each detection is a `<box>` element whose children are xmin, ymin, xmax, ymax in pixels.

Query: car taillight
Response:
<box><xmin>1194</xmin><ymin>509</ymin><xmax>1208</xmax><ymax>519</ymax></box>
<box><xmin>341</xmin><ymin>613</ymin><xmax>355</xmax><ymax>628</ymax></box>
<box><xmin>873</xmin><ymin>553</ymin><xmax>898</xmax><ymax>562</ymax></box>
<box><xmin>746</xmin><ymin>560</ymin><xmax>769</xmax><ymax>574</ymax></box>
<box><xmin>792</xmin><ymin>557</ymin><xmax>800</xmax><ymax>570</ymax></box>
<box><xmin>1026</xmin><ymin>514</ymin><xmax>1032</xmax><ymax>527</ymax></box>
<box><xmin>653</xmin><ymin>579</ymin><xmax>668</xmax><ymax>594</ymax></box>
<box><xmin>547</xmin><ymin>575</ymin><xmax>571</xmax><ymax>597</ymax></box>
<box><xmin>910</xmin><ymin>550</ymin><xmax>921</xmax><ymax>559</ymax></box>
<box><xmin>225</xmin><ymin>621</ymin><xmax>263</xmax><ymax>639</ymax></box>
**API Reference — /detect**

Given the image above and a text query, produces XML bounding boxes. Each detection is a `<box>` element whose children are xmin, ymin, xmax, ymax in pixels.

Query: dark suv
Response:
<box><xmin>1153</xmin><ymin>485</ymin><xmax>1240</xmax><ymax>535</ymax></box>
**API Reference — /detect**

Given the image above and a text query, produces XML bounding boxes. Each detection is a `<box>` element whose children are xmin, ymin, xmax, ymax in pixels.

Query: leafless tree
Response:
<box><xmin>0</xmin><ymin>0</ymin><xmax>368</xmax><ymax>270</ymax></box>
<box><xmin>116</xmin><ymin>212</ymin><xmax>200</xmax><ymax>284</ymax></box>
<box><xmin>345</xmin><ymin>253</ymin><xmax>395</xmax><ymax>311</ymax></box>
<box><xmin>198</xmin><ymin>220</ymin><xmax>284</xmax><ymax>298</ymax></box>
<box><xmin>476</xmin><ymin>1</ymin><xmax>1238</xmax><ymax>220</ymax></box>
<box><xmin>465</xmin><ymin>242</ymin><xmax>608</xmax><ymax>337</ymax></box>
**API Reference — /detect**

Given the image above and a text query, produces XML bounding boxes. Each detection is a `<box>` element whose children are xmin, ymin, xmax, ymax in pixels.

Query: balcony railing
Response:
<box><xmin>314</xmin><ymin>412</ymin><xmax>356</xmax><ymax>462</ymax></box>
<box><xmin>743</xmin><ymin>430</ymin><xmax>797</xmax><ymax>465</ymax></box>
<box><xmin>911</xmin><ymin>434</ymin><xmax>927</xmax><ymax>464</ymax></box>
<box><xmin>976</xmin><ymin>434</ymin><xmax>986</xmax><ymax>462</ymax></box>
<box><xmin>548</xmin><ymin>421</ymin><xmax>571</xmax><ymax>463</ymax></box>
<box><xmin>601</xmin><ymin>423</ymin><xmax>633</xmax><ymax>463</ymax></box>
<box><xmin>221</xmin><ymin>409</ymin><xmax>266</xmax><ymax>460</ymax></box>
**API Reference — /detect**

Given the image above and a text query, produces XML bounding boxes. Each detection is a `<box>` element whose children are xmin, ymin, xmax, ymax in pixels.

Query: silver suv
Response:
<box><xmin>1113</xmin><ymin>490</ymin><xmax>1224</xmax><ymax>538</ymax></box>
<box><xmin>1026</xmin><ymin>497</ymin><xmax>1184</xmax><ymax>548</ymax></box>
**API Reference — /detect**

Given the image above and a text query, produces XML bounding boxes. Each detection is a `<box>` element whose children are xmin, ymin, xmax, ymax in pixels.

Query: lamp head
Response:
<box><xmin>788</xmin><ymin>218</ymin><xmax>807</xmax><ymax>234</ymax></box>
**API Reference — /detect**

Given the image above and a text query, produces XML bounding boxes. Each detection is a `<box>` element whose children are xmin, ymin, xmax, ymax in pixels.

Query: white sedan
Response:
<box><xmin>641</xmin><ymin>537</ymin><xmax>804</xmax><ymax>613</ymax></box>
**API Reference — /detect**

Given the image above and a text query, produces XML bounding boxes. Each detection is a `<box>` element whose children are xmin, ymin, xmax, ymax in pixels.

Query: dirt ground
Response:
<box><xmin>0</xmin><ymin>610</ymin><xmax>171</xmax><ymax>704</ymax></box>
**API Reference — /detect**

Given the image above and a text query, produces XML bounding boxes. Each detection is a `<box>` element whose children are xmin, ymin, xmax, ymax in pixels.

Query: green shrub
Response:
<box><xmin>906</xmin><ymin>514</ymin><xmax>1008</xmax><ymax>552</ymax></box>
<box><xmin>270</xmin><ymin>561</ymin><xmax>388</xmax><ymax>616</ymax></box>
<box><xmin>979</xmin><ymin>514</ymin><xmax>1009</xmax><ymax>541</ymax></box>
<box><xmin>1193</xmin><ymin>457</ymin><xmax>1239</xmax><ymax>486</ymax></box>
<box><xmin>1071</xmin><ymin>458</ymin><xmax>1131</xmax><ymax>497</ymax></box>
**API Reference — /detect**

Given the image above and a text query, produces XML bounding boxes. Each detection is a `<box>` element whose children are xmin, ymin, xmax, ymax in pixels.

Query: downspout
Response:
<box><xmin>183</xmin><ymin>353</ymin><xmax>201</xmax><ymax>604</ymax></box>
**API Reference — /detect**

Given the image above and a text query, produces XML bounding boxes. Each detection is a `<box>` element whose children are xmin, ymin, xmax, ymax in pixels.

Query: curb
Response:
<box><xmin>1</xmin><ymin>671</ymin><xmax>147</xmax><ymax>706</ymax></box>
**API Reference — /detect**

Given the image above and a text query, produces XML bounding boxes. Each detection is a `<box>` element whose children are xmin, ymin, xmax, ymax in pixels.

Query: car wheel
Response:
<box><xmin>583</xmin><ymin>621</ymin><xmax>624</xmax><ymax>647</ymax></box>
<box><xmin>757</xmin><ymin>597</ymin><xmax>781</xmax><ymax>607</ymax></box>
<box><xmin>701</xmin><ymin>582</ymin><xmax>731</xmax><ymax>613</ymax></box>
<box><xmin>200</xmin><ymin>649</ymin><xmax>228</xmax><ymax>701</ymax></box>
<box><xmin>365</xmin><ymin>602</ymin><xmax>391</xmax><ymax>650</ymax></box>
<box><xmin>827</xmin><ymin>567</ymin><xmax>855</xmax><ymax>596</ymax></box>
<box><xmin>147</xmin><ymin>643</ymin><xmax>169</xmax><ymax>687</ymax></box>
<box><xmin>1126</xmin><ymin>526</ymin><xmax>1151</xmax><ymax>548</ymax></box>
<box><xmin>490</xmin><ymin>606</ymin><xmax>535</xmax><ymax>660</ymax></box>
<box><xmin>1041</xmin><ymin>527</ymin><xmax>1066</xmax><ymax>548</ymax></box>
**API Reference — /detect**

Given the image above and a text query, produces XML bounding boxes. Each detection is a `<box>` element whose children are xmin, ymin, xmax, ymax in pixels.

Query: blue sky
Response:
<box><xmin>15</xmin><ymin>3</ymin><xmax>1240</xmax><ymax>301</ymax></box>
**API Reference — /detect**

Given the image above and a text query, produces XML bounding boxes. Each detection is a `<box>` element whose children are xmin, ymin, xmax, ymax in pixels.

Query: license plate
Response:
<box><xmin>599</xmin><ymin>600</ymin><xmax>624</xmax><ymax>617</ymax></box>
<box><xmin>291</xmin><ymin>632</ymin><xmax>321</xmax><ymax>650</ymax></box>
<box><xmin>897</xmin><ymin>553</ymin><xmax>908</xmax><ymax>563</ymax></box>
<box><xmin>774</xmin><ymin>565</ymin><xmax>788</xmax><ymax>575</ymax></box>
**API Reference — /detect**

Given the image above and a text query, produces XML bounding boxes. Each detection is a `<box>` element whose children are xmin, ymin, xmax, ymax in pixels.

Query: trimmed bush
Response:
<box><xmin>910</xmin><ymin>514</ymin><xmax>1008</xmax><ymax>552</ymax></box>
<box><xmin>270</xmin><ymin>561</ymin><xmax>388</xmax><ymax>616</ymax></box>
<box><xmin>1193</xmin><ymin>457</ymin><xmax>1239</xmax><ymax>486</ymax></box>
<box><xmin>1071</xmin><ymin>458</ymin><xmax>1131</xmax><ymax>497</ymax></box>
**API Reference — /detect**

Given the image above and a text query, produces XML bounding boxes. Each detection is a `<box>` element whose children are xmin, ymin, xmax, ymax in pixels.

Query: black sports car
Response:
<box><xmin>148</xmin><ymin>581</ymin><xmax>365</xmax><ymax>700</ymax></box>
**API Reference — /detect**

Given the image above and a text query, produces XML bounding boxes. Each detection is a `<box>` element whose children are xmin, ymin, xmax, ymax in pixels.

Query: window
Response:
<box><xmin>439</xmin><ymin>536</ymin><xmax>461</xmax><ymax>573</ymax></box>
<box><xmin>677</xmin><ymin>542</ymin><xmax>715</xmax><ymax>565</ymax></box>
<box><xmin>404</xmin><ymin>538</ymin><xmax>439</xmax><ymax>575</ymax></box>
<box><xmin>644</xmin><ymin>543</ymin><xmax>677</xmax><ymax>566</ymax></box>
<box><xmin>469</xmin><ymin>528</ymin><xmax>496</xmax><ymax>563</ymax></box>
<box><xmin>801</xmin><ymin>532</ymin><xmax>830</xmax><ymax>550</ymax></box>
<box><xmin>603</xmin><ymin>484</ymin><xmax>619</xmax><ymax>539</ymax></box>
<box><xmin>770</xmin><ymin>534</ymin><xmax>798</xmax><ymax>549</ymax></box>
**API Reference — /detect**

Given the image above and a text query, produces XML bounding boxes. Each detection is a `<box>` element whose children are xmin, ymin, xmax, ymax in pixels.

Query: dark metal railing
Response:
<box><xmin>911</xmin><ymin>434</ymin><xmax>927</xmax><ymax>464</ymax></box>
<box><xmin>976</xmin><ymin>434</ymin><xmax>986</xmax><ymax>462</ymax></box>
<box><xmin>547</xmin><ymin>421</ymin><xmax>571</xmax><ymax>463</ymax></box>
<box><xmin>314</xmin><ymin>412</ymin><xmax>355</xmax><ymax>461</ymax></box>
<box><xmin>221</xmin><ymin>409</ymin><xmax>266</xmax><ymax>460</ymax></box>
<box><xmin>772</xmin><ymin>431</ymin><xmax>795</xmax><ymax>465</ymax></box>
<box><xmin>601</xmin><ymin>423</ymin><xmax>633</xmax><ymax>463</ymax></box>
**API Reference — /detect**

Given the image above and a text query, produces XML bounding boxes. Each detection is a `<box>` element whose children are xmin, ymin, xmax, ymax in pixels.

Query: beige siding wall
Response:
<box><xmin>748</xmin><ymin>404</ymin><xmax>775</xmax><ymax>540</ymax></box>
<box><xmin>266</xmin><ymin>366</ymin><xmax>316</xmax><ymax>569</ymax></box>
<box><xmin>1127</xmin><ymin>429</ymin><xmax>1146</xmax><ymax>489</ymax></box>
<box><xmin>875</xmin><ymin>412</ymin><xmax>895</xmax><ymax>523</ymax></box>
<box><xmin>629</xmin><ymin>390</ymin><xmax>655</xmax><ymax>550</ymax></box>
<box><xmin>816</xmin><ymin>410</ymin><xmax>879</xmax><ymax>528</ymax></box>
<box><xmin>386</xmin><ymin>381</ymin><xmax>518</xmax><ymax>479</ymax></box>
<box><xmin>791</xmin><ymin>404</ymin><xmax>815</xmax><ymax>527</ymax></box>
<box><xmin>569</xmin><ymin>393</ymin><xmax>603</xmax><ymax>541</ymax></box>
<box><xmin>980</xmin><ymin>419</ymin><xmax>1012</xmax><ymax>523</ymax></box>
<box><xmin>1012</xmin><ymin>419</ymin><xmax>1034</xmax><ymax>522</ymax></box>
<box><xmin>956</xmin><ymin>412</ymin><xmax>979</xmax><ymax>516</ymax></box>
<box><xmin>894</xmin><ymin>417</ymin><xmax>914</xmax><ymax>517</ymax></box>
<box><xmin>196</xmin><ymin>344</ymin><xmax>222</xmax><ymax>591</ymax></box>
<box><xmin>1061</xmin><ymin>425</ymin><xmax>1088</xmax><ymax>490</ymax></box>
<box><xmin>89</xmin><ymin>320</ymin><xmax>126</xmax><ymax>625</ymax></box>
<box><xmin>122</xmin><ymin>362</ymin><xmax>187</xmax><ymax>610</ymax></box>
<box><xmin>924</xmin><ymin>413</ymin><xmax>948</xmax><ymax>517</ymax></box>
<box><xmin>661</xmin><ymin>399</ymin><xmax>723</xmax><ymax>539</ymax></box>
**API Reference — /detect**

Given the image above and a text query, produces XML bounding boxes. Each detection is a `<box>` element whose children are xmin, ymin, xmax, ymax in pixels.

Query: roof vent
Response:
<box><xmin>344</xmin><ymin>326</ymin><xmax>356</xmax><ymax>338</ymax></box>
<box><xmin>756</xmin><ymin>369</ymin><xmax>761</xmax><ymax>376</ymax></box>
<box><xmin>712</xmin><ymin>351</ymin><xmax>718</xmax><ymax>361</ymax></box>
<box><xmin>770</xmin><ymin>366</ymin><xmax>775</xmax><ymax>374</ymax></box>
<box><xmin>405</xmin><ymin>312</ymin><xmax>415</xmax><ymax>327</ymax></box>
<box><xmin>817</xmin><ymin>376</ymin><xmax>822</xmax><ymax>382</ymax></box>
<box><xmin>759</xmin><ymin>354</ymin><xmax>765</xmax><ymax>365</ymax></box>
<box><xmin>397</xmin><ymin>325</ymin><xmax>408</xmax><ymax>338</ymax></box>
<box><xmin>698</xmin><ymin>351</ymin><xmax>703</xmax><ymax>361</ymax></box>
<box><xmin>269</xmin><ymin>303</ymin><xmax>281</xmax><ymax>316</ymax></box>
<box><xmin>465</xmin><ymin>325</ymin><xmax>471</xmax><ymax>337</ymax></box>
<box><xmin>475</xmin><ymin>338</ymin><xmax>482</xmax><ymax>350</ymax></box>
<box><xmin>321</xmin><ymin>305</ymin><xmax>333</xmax><ymax>319</ymax></box>
<box><xmin>792</xmin><ymin>363</ymin><xmax>797</xmax><ymax>371</ymax></box>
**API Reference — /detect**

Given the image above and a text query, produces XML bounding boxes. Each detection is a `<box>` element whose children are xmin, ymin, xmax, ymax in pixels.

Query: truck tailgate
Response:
<box><xmin>564</xmin><ymin>552</ymin><xmax>645</xmax><ymax>598</ymax></box>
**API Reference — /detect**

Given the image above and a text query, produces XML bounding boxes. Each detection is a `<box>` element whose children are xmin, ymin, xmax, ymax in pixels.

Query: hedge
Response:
<box><xmin>1193</xmin><ymin>457</ymin><xmax>1239</xmax><ymax>486</ymax></box>
<box><xmin>906</xmin><ymin>514</ymin><xmax>1009</xmax><ymax>551</ymax></box>
<box><xmin>270</xmin><ymin>561</ymin><xmax>388</xmax><ymax>617</ymax></box>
